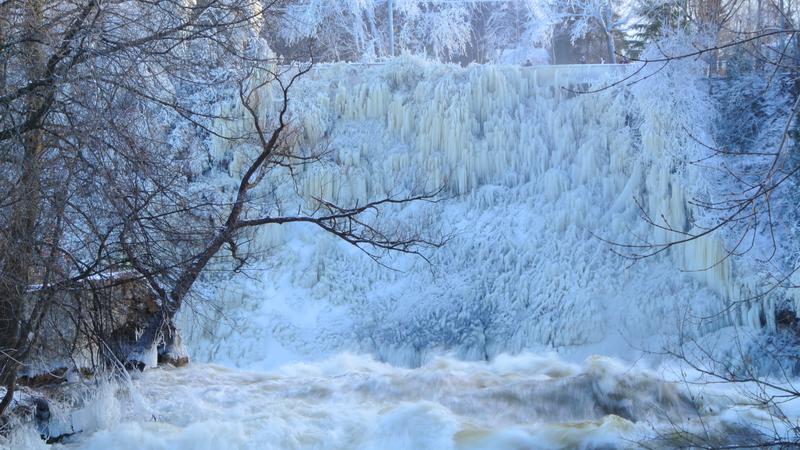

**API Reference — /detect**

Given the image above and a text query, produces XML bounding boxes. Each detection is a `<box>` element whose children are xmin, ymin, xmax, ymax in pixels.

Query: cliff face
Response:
<box><xmin>20</xmin><ymin>273</ymin><xmax>187</xmax><ymax>385</ymax></box>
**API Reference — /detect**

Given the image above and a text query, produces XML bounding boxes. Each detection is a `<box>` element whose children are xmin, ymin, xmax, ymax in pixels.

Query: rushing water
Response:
<box><xmin>3</xmin><ymin>353</ymin><xmax>780</xmax><ymax>450</ymax></box>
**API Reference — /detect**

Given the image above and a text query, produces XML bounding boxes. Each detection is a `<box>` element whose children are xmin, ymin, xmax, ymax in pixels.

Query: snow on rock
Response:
<box><xmin>20</xmin><ymin>275</ymin><xmax>174</xmax><ymax>381</ymax></box>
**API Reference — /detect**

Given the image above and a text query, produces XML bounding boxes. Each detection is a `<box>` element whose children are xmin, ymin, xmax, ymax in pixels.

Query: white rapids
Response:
<box><xmin>2</xmin><ymin>354</ymin><xmax>778</xmax><ymax>450</ymax></box>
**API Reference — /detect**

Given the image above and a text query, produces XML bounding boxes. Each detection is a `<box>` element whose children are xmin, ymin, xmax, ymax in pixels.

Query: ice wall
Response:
<box><xmin>181</xmin><ymin>59</ymin><xmax>785</xmax><ymax>369</ymax></box>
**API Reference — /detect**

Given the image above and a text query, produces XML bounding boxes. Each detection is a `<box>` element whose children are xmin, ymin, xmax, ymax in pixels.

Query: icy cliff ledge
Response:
<box><xmin>180</xmin><ymin>58</ymin><xmax>789</xmax><ymax>369</ymax></box>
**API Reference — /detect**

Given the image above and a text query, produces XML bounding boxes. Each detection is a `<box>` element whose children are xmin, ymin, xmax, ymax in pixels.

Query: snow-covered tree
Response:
<box><xmin>277</xmin><ymin>0</ymin><xmax>474</xmax><ymax>61</ymax></box>
<box><xmin>627</xmin><ymin>0</ymin><xmax>689</xmax><ymax>57</ymax></box>
<box><xmin>394</xmin><ymin>1</ymin><xmax>473</xmax><ymax>60</ymax></box>
<box><xmin>474</xmin><ymin>0</ymin><xmax>557</xmax><ymax>63</ymax></box>
<box><xmin>279</xmin><ymin>0</ymin><xmax>384</xmax><ymax>61</ymax></box>
<box><xmin>551</xmin><ymin>0</ymin><xmax>629</xmax><ymax>63</ymax></box>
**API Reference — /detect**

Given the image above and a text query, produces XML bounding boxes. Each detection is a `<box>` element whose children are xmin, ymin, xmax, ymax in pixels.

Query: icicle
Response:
<box><xmin>193</xmin><ymin>61</ymin><xmax>791</xmax><ymax>368</ymax></box>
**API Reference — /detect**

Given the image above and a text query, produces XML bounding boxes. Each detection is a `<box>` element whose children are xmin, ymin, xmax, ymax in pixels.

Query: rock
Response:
<box><xmin>4</xmin><ymin>392</ymin><xmax>54</xmax><ymax>440</ymax></box>
<box><xmin>17</xmin><ymin>368</ymin><xmax>69</xmax><ymax>387</ymax></box>
<box><xmin>21</xmin><ymin>272</ymin><xmax>189</xmax><ymax>381</ymax></box>
<box><xmin>32</xmin><ymin>398</ymin><xmax>50</xmax><ymax>434</ymax></box>
<box><xmin>158</xmin><ymin>329</ymin><xmax>190</xmax><ymax>367</ymax></box>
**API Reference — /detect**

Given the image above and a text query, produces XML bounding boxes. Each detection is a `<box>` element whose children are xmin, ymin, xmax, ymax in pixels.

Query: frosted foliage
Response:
<box><xmin>280</xmin><ymin>0</ymin><xmax>374</xmax><ymax>47</ymax></box>
<box><xmin>180</xmin><ymin>59</ymin><xmax>785</xmax><ymax>370</ymax></box>
<box><xmin>485</xmin><ymin>2</ymin><xmax>553</xmax><ymax>65</ymax></box>
<box><xmin>279</xmin><ymin>1</ymin><xmax>473</xmax><ymax>61</ymax></box>
<box><xmin>395</xmin><ymin>3</ymin><xmax>472</xmax><ymax>59</ymax></box>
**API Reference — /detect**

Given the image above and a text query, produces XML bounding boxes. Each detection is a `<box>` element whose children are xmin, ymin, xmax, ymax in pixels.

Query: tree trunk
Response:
<box><xmin>605</xmin><ymin>29</ymin><xmax>617</xmax><ymax>64</ymax></box>
<box><xmin>0</xmin><ymin>0</ymin><xmax>46</xmax><ymax>417</ymax></box>
<box><xmin>364</xmin><ymin>8</ymin><xmax>382</xmax><ymax>58</ymax></box>
<box><xmin>387</xmin><ymin>0</ymin><xmax>395</xmax><ymax>57</ymax></box>
<box><xmin>600</xmin><ymin>3</ymin><xmax>617</xmax><ymax>64</ymax></box>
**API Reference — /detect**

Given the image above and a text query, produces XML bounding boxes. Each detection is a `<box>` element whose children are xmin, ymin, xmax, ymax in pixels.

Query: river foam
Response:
<box><xmin>3</xmin><ymin>353</ymin><xmax>779</xmax><ymax>450</ymax></box>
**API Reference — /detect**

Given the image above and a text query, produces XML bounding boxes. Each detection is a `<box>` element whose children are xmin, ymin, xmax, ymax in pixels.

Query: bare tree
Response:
<box><xmin>0</xmin><ymin>0</ymin><xmax>442</xmax><ymax>424</ymax></box>
<box><xmin>595</xmin><ymin>17</ymin><xmax>800</xmax><ymax>448</ymax></box>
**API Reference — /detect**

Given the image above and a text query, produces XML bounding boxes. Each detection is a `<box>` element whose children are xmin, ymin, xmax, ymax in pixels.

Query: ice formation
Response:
<box><xmin>181</xmin><ymin>59</ymin><xmax>790</xmax><ymax>369</ymax></box>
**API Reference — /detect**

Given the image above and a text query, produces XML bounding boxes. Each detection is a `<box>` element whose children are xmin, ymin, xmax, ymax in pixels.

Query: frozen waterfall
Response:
<box><xmin>180</xmin><ymin>58</ymin><xmax>790</xmax><ymax>370</ymax></box>
<box><xmin>5</xmin><ymin>59</ymin><xmax>796</xmax><ymax>450</ymax></box>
